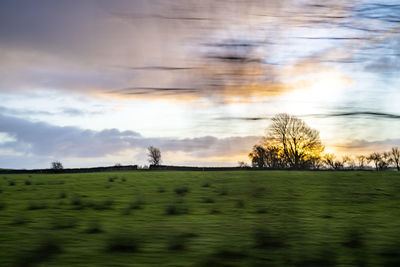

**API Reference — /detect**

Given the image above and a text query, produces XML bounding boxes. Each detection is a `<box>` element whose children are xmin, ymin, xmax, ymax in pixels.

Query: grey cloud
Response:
<box><xmin>364</xmin><ymin>57</ymin><xmax>400</xmax><ymax>72</ymax></box>
<box><xmin>335</xmin><ymin>138</ymin><xmax>400</xmax><ymax>152</ymax></box>
<box><xmin>0</xmin><ymin>114</ymin><xmax>259</xmax><ymax>159</ymax></box>
<box><xmin>0</xmin><ymin>114</ymin><xmax>141</xmax><ymax>157</ymax></box>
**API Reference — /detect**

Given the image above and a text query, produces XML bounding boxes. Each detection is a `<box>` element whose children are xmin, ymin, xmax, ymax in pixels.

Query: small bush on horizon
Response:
<box><xmin>24</xmin><ymin>180</ymin><xmax>32</xmax><ymax>185</ymax></box>
<box><xmin>8</xmin><ymin>180</ymin><xmax>15</xmax><ymax>186</ymax></box>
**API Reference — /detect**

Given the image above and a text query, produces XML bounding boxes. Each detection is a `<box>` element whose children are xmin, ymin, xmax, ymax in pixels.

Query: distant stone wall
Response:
<box><xmin>149</xmin><ymin>165</ymin><xmax>251</xmax><ymax>171</ymax></box>
<box><xmin>0</xmin><ymin>165</ymin><xmax>138</xmax><ymax>174</ymax></box>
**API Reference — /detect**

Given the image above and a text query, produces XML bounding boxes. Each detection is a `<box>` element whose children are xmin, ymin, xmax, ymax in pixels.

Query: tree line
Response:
<box><xmin>248</xmin><ymin>113</ymin><xmax>400</xmax><ymax>171</ymax></box>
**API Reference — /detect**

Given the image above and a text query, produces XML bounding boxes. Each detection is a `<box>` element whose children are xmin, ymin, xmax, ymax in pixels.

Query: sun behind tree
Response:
<box><xmin>250</xmin><ymin>113</ymin><xmax>324</xmax><ymax>169</ymax></box>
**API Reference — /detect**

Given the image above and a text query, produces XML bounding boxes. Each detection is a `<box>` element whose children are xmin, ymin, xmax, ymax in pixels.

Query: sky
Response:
<box><xmin>0</xmin><ymin>0</ymin><xmax>400</xmax><ymax>169</ymax></box>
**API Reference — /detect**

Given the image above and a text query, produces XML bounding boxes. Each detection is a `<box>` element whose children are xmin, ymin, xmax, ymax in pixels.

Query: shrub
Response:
<box><xmin>25</xmin><ymin>180</ymin><xmax>32</xmax><ymax>185</ymax></box>
<box><xmin>342</xmin><ymin>228</ymin><xmax>363</xmax><ymax>248</ymax></box>
<box><xmin>27</xmin><ymin>202</ymin><xmax>47</xmax><ymax>210</ymax></box>
<box><xmin>10</xmin><ymin>215</ymin><xmax>29</xmax><ymax>225</ymax></box>
<box><xmin>14</xmin><ymin>234</ymin><xmax>62</xmax><ymax>267</ymax></box>
<box><xmin>253</xmin><ymin>227</ymin><xmax>286</xmax><ymax>249</ymax></box>
<box><xmin>121</xmin><ymin>177</ymin><xmax>126</xmax><ymax>182</ymax></box>
<box><xmin>0</xmin><ymin>201</ymin><xmax>5</xmax><ymax>210</ymax></box>
<box><xmin>209</xmin><ymin>208</ymin><xmax>221</xmax><ymax>214</ymax></box>
<box><xmin>202</xmin><ymin>197</ymin><xmax>215</xmax><ymax>203</ymax></box>
<box><xmin>108</xmin><ymin>176</ymin><xmax>117</xmax><ymax>182</ymax></box>
<box><xmin>165</xmin><ymin>203</ymin><xmax>189</xmax><ymax>215</ymax></box>
<box><xmin>235</xmin><ymin>200</ymin><xmax>245</xmax><ymax>208</ymax></box>
<box><xmin>85</xmin><ymin>220</ymin><xmax>103</xmax><ymax>234</ymax></box>
<box><xmin>202</xmin><ymin>182</ymin><xmax>211</xmax><ymax>188</ymax></box>
<box><xmin>167</xmin><ymin>232</ymin><xmax>197</xmax><ymax>251</ymax></box>
<box><xmin>158</xmin><ymin>186</ymin><xmax>166</xmax><ymax>193</ymax></box>
<box><xmin>174</xmin><ymin>186</ymin><xmax>189</xmax><ymax>196</ymax></box>
<box><xmin>8</xmin><ymin>180</ymin><xmax>15</xmax><ymax>186</ymax></box>
<box><xmin>106</xmin><ymin>231</ymin><xmax>140</xmax><ymax>252</ymax></box>
<box><xmin>58</xmin><ymin>192</ymin><xmax>67</xmax><ymax>199</ymax></box>
<box><xmin>129</xmin><ymin>199</ymin><xmax>145</xmax><ymax>210</ymax></box>
<box><xmin>91</xmin><ymin>199</ymin><xmax>114</xmax><ymax>210</ymax></box>
<box><xmin>51</xmin><ymin>217</ymin><xmax>77</xmax><ymax>229</ymax></box>
<box><xmin>256</xmin><ymin>208</ymin><xmax>268</xmax><ymax>214</ymax></box>
<box><xmin>70</xmin><ymin>194</ymin><xmax>84</xmax><ymax>209</ymax></box>
<box><xmin>219</xmin><ymin>188</ymin><xmax>228</xmax><ymax>196</ymax></box>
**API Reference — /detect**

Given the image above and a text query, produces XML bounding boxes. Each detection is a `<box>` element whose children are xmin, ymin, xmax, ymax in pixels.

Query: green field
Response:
<box><xmin>1</xmin><ymin>171</ymin><xmax>400</xmax><ymax>266</ymax></box>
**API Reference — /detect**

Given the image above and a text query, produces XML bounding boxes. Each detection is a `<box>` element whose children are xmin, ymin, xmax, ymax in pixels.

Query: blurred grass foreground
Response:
<box><xmin>1</xmin><ymin>170</ymin><xmax>400</xmax><ymax>266</ymax></box>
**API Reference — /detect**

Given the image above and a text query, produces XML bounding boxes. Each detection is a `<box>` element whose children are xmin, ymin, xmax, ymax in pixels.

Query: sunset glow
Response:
<box><xmin>0</xmin><ymin>0</ymin><xmax>399</xmax><ymax>168</ymax></box>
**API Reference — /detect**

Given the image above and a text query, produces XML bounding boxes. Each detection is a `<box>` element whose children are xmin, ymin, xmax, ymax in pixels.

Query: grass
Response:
<box><xmin>0</xmin><ymin>170</ymin><xmax>399</xmax><ymax>266</ymax></box>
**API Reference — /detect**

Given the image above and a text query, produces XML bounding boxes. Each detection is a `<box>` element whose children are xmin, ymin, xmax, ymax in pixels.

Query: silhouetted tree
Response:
<box><xmin>367</xmin><ymin>152</ymin><xmax>382</xmax><ymax>171</ymax></box>
<box><xmin>51</xmin><ymin>161</ymin><xmax>63</xmax><ymax>170</ymax></box>
<box><xmin>390</xmin><ymin>147</ymin><xmax>400</xmax><ymax>171</ymax></box>
<box><xmin>147</xmin><ymin>146</ymin><xmax>161</xmax><ymax>166</ymax></box>
<box><xmin>249</xmin><ymin>145</ymin><xmax>267</xmax><ymax>168</ymax></box>
<box><xmin>323</xmin><ymin>153</ymin><xmax>345</xmax><ymax>170</ymax></box>
<box><xmin>237</xmin><ymin>161</ymin><xmax>249</xmax><ymax>168</ymax></box>
<box><xmin>266</xmin><ymin>113</ymin><xmax>324</xmax><ymax>169</ymax></box>
<box><xmin>356</xmin><ymin>155</ymin><xmax>366</xmax><ymax>169</ymax></box>
<box><xmin>342</xmin><ymin>155</ymin><xmax>356</xmax><ymax>169</ymax></box>
<box><xmin>263</xmin><ymin>144</ymin><xmax>285</xmax><ymax>168</ymax></box>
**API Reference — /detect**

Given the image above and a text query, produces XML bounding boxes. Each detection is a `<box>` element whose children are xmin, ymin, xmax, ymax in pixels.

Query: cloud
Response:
<box><xmin>0</xmin><ymin>106</ymin><xmax>103</xmax><ymax>117</ymax></box>
<box><xmin>215</xmin><ymin>111</ymin><xmax>400</xmax><ymax>121</ymax></box>
<box><xmin>334</xmin><ymin>138</ymin><xmax>400</xmax><ymax>154</ymax></box>
<box><xmin>0</xmin><ymin>0</ymin><xmax>383</xmax><ymax>104</ymax></box>
<box><xmin>0</xmin><ymin>114</ymin><xmax>260</xmax><ymax>164</ymax></box>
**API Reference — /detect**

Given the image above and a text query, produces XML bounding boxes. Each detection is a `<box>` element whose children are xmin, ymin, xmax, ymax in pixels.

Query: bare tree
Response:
<box><xmin>147</xmin><ymin>146</ymin><xmax>161</xmax><ymax>166</ymax></box>
<box><xmin>367</xmin><ymin>152</ymin><xmax>382</xmax><ymax>171</ymax></box>
<box><xmin>237</xmin><ymin>161</ymin><xmax>249</xmax><ymax>168</ymax></box>
<box><xmin>356</xmin><ymin>155</ymin><xmax>366</xmax><ymax>169</ymax></box>
<box><xmin>51</xmin><ymin>161</ymin><xmax>63</xmax><ymax>170</ymax></box>
<box><xmin>342</xmin><ymin>155</ymin><xmax>355</xmax><ymax>169</ymax></box>
<box><xmin>323</xmin><ymin>153</ymin><xmax>345</xmax><ymax>170</ymax></box>
<box><xmin>390</xmin><ymin>147</ymin><xmax>400</xmax><ymax>171</ymax></box>
<box><xmin>266</xmin><ymin>113</ymin><xmax>324</xmax><ymax>169</ymax></box>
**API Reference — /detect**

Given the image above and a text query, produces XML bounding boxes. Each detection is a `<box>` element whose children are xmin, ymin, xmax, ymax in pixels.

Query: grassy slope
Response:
<box><xmin>1</xmin><ymin>171</ymin><xmax>400</xmax><ymax>266</ymax></box>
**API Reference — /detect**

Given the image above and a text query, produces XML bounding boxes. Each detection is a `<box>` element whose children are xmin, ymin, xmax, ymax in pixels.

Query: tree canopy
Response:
<box><xmin>250</xmin><ymin>113</ymin><xmax>324</xmax><ymax>169</ymax></box>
